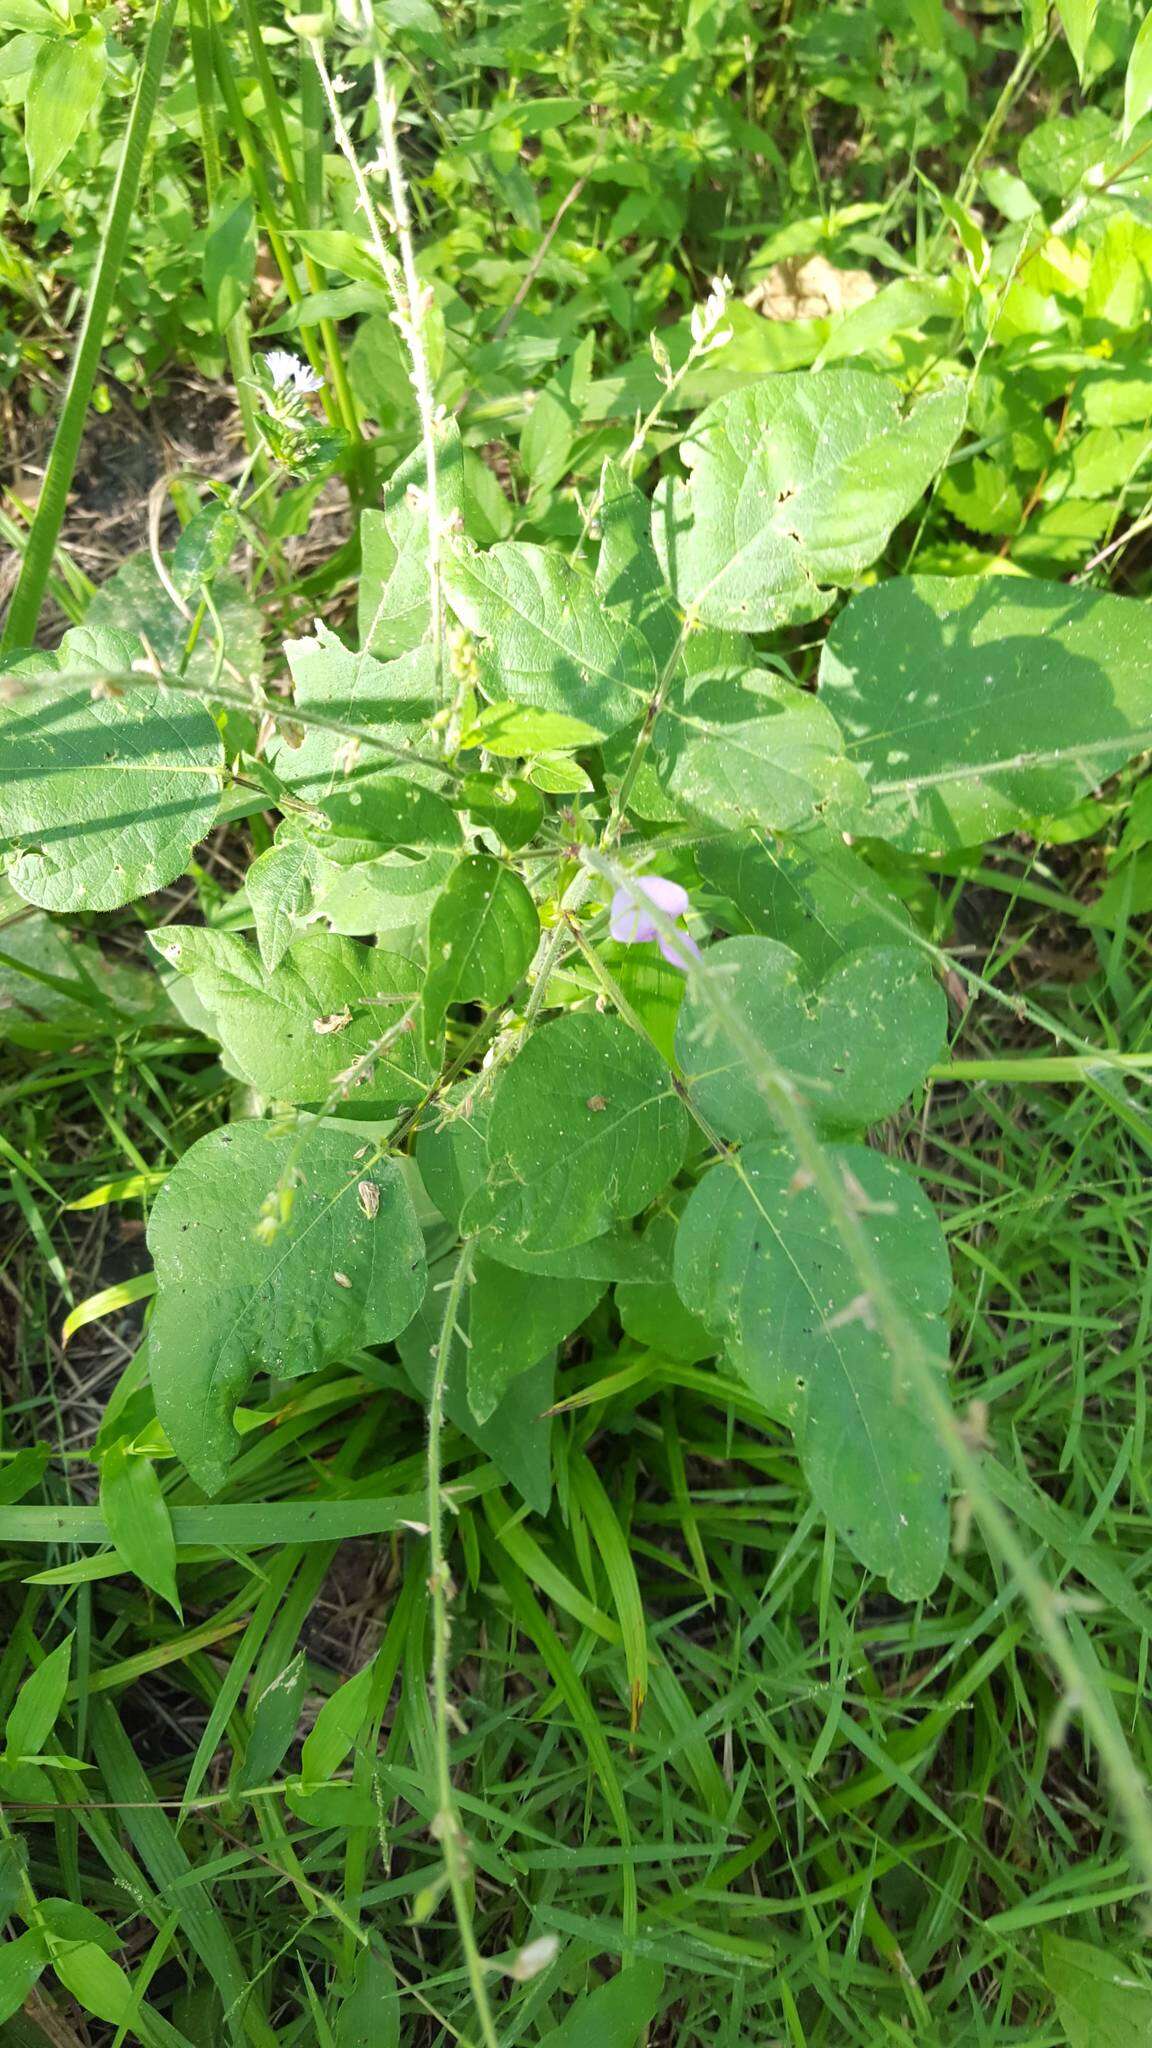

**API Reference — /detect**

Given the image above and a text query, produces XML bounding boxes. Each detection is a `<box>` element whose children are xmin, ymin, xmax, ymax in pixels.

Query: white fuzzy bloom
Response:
<box><xmin>264</xmin><ymin>349</ymin><xmax>325</xmax><ymax>396</ymax></box>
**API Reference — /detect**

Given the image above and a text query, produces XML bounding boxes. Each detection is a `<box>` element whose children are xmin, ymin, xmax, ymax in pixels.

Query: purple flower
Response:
<box><xmin>609</xmin><ymin>875</ymin><xmax>700</xmax><ymax>971</ymax></box>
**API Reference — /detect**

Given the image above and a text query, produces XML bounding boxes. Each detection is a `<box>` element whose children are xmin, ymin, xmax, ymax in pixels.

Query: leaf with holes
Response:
<box><xmin>0</xmin><ymin>627</ymin><xmax>222</xmax><ymax>913</ymax></box>
<box><xmin>422</xmin><ymin>855</ymin><xmax>539</xmax><ymax>1056</ymax></box>
<box><xmin>148</xmin><ymin>928</ymin><xmax>430</xmax><ymax>1110</ymax></box>
<box><xmin>461</xmin><ymin>1012</ymin><xmax>689</xmax><ymax>1252</ymax></box>
<box><xmin>820</xmin><ymin>576</ymin><xmax>1152</xmax><ymax>853</ymax></box>
<box><xmin>653</xmin><ymin>370</ymin><xmax>964</xmax><ymax>630</ymax></box>
<box><xmin>147</xmin><ymin>1121</ymin><xmax>426</xmax><ymax>1493</ymax></box>
<box><xmin>676</xmin><ymin>1142</ymin><xmax>952</xmax><ymax>1596</ymax></box>
<box><xmin>676</xmin><ymin>936</ymin><xmax>945</xmax><ymax>1136</ymax></box>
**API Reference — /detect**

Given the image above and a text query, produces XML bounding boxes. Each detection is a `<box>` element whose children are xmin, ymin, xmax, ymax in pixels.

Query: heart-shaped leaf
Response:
<box><xmin>676</xmin><ymin>935</ymin><xmax>945</xmax><ymax>1135</ymax></box>
<box><xmin>656</xmin><ymin>669</ymin><xmax>865</xmax><ymax>832</ymax></box>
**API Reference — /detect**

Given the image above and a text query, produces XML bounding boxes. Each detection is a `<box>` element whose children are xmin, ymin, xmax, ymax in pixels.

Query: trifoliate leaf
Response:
<box><xmin>444</xmin><ymin>541</ymin><xmax>655</xmax><ymax>737</ymax></box>
<box><xmin>148</xmin><ymin>1121</ymin><xmax>426</xmax><ymax>1493</ymax></box>
<box><xmin>820</xmin><ymin>575</ymin><xmax>1152</xmax><ymax>852</ymax></box>
<box><xmin>0</xmin><ymin>630</ymin><xmax>222</xmax><ymax>913</ymax></box>
<box><xmin>148</xmin><ymin>928</ymin><xmax>429</xmax><ymax>1109</ymax></box>
<box><xmin>675</xmin><ymin>1142</ymin><xmax>951</xmax><ymax>1595</ymax></box>
<box><xmin>461</xmin><ymin>1012</ymin><xmax>689</xmax><ymax>1252</ymax></box>
<box><xmin>676</xmin><ymin>936</ymin><xmax>945</xmax><ymax>1136</ymax></box>
<box><xmin>652</xmin><ymin>370</ymin><xmax>965</xmax><ymax>630</ymax></box>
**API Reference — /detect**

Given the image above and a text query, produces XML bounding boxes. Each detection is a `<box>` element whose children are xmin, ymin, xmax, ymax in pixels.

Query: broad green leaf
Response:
<box><xmin>422</xmin><ymin>854</ymin><xmax>539</xmax><ymax>1055</ymax></box>
<box><xmin>445</xmin><ymin>541</ymin><xmax>655</xmax><ymax>738</ymax></box>
<box><xmin>1056</xmin><ymin>0</ymin><xmax>1099</xmax><ymax>77</ymax></box>
<box><xmin>470</xmin><ymin>702</ymin><xmax>604</xmax><ymax>756</ymax></box>
<box><xmin>270</xmin><ymin>627</ymin><xmax>437</xmax><ymax>799</ymax></box>
<box><xmin>397</xmin><ymin>1260</ymin><xmax>555</xmax><ymax>1514</ymax></box>
<box><xmin>148</xmin><ymin>928</ymin><xmax>429</xmax><ymax>1110</ymax></box>
<box><xmin>4</xmin><ymin>1634</ymin><xmax>72</xmax><ymax>1760</ymax></box>
<box><xmin>656</xmin><ymin>667</ymin><xmax>865</xmax><ymax>832</ymax></box>
<box><xmin>203</xmin><ymin>189</ymin><xmax>256</xmax><ymax>333</ymax></box>
<box><xmin>246</xmin><ymin>836</ymin><xmax>324</xmax><ymax>972</ymax></box>
<box><xmin>99</xmin><ymin>1444</ymin><xmax>180</xmax><ymax>1615</ymax></box>
<box><xmin>457</xmin><ymin>772</ymin><xmax>543</xmax><ymax>851</ymax></box>
<box><xmin>676</xmin><ymin>1143</ymin><xmax>952</xmax><ymax>1595</ymax></box>
<box><xmin>50</xmin><ymin>1942</ymin><xmax>136</xmax><ymax>2028</ymax></box>
<box><xmin>147</xmin><ymin>1121</ymin><xmax>426</xmax><ymax>1492</ymax></box>
<box><xmin>1043</xmin><ymin>1931</ymin><xmax>1152</xmax><ymax>2047</ymax></box>
<box><xmin>358</xmin><ymin>422</ymin><xmax>466</xmax><ymax>659</ymax></box>
<box><xmin>36</xmin><ymin>1901</ymin><xmax>118</xmax><ymax>1955</ymax></box>
<box><xmin>333</xmin><ymin>1946</ymin><xmax>400</xmax><ymax>2048</ymax></box>
<box><xmin>84</xmin><ymin>551</ymin><xmax>264</xmax><ymax>699</ymax></box>
<box><xmin>676</xmin><ymin>936</ymin><xmax>945</xmax><ymax>1135</ymax></box>
<box><xmin>0</xmin><ymin>631</ymin><xmax>222</xmax><ymax>914</ymax></box>
<box><xmin>465</xmin><ymin>1255</ymin><xmax>605</xmax><ymax>1423</ymax></box>
<box><xmin>538</xmin><ymin>1959</ymin><xmax>665</xmax><ymax>2048</ymax></box>
<box><xmin>652</xmin><ymin>370</ymin><xmax>964</xmax><ymax>630</ymax></box>
<box><xmin>237</xmin><ymin>1651</ymin><xmax>307</xmax><ymax>1792</ymax></box>
<box><xmin>461</xmin><ymin>1012</ymin><xmax>689</xmax><ymax>1252</ymax></box>
<box><xmin>521</xmin><ymin>334</ymin><xmax>594</xmax><ymax>496</ymax></box>
<box><xmin>24</xmin><ymin>27</ymin><xmax>105</xmax><ymax>207</ymax></box>
<box><xmin>280</xmin><ymin>773</ymin><xmax>462</xmax><ymax>945</ymax></box>
<box><xmin>417</xmin><ymin>1093</ymin><xmax>664</xmax><ymax>1278</ymax></box>
<box><xmin>0</xmin><ymin>1932</ymin><xmax>47</xmax><ymax>2026</ymax></box>
<box><xmin>820</xmin><ymin>576</ymin><xmax>1152</xmax><ymax>853</ymax></box>
<box><xmin>697</xmin><ymin>829</ymin><xmax>913</xmax><ymax>973</ymax></box>
<box><xmin>1125</xmin><ymin>11</ymin><xmax>1152</xmax><ymax>139</ymax></box>
<box><xmin>299</xmin><ymin>1657</ymin><xmax>375</xmax><ymax>1788</ymax></box>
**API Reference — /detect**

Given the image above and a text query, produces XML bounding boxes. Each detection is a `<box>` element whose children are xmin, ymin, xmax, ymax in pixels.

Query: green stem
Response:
<box><xmin>426</xmin><ymin>1239</ymin><xmax>501</xmax><ymax>2048</ymax></box>
<box><xmin>1</xmin><ymin>0</ymin><xmax>178</xmax><ymax>655</ymax></box>
<box><xmin>931</xmin><ymin>1053</ymin><xmax>1152</xmax><ymax>1083</ymax></box>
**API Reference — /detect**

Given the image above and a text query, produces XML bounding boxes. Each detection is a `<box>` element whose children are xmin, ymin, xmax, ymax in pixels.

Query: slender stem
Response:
<box><xmin>312</xmin><ymin>34</ymin><xmax>445</xmax><ymax>702</ymax></box>
<box><xmin>1</xmin><ymin>0</ymin><xmax>179</xmax><ymax>653</ymax></box>
<box><xmin>426</xmin><ymin>1239</ymin><xmax>501</xmax><ymax>2048</ymax></box>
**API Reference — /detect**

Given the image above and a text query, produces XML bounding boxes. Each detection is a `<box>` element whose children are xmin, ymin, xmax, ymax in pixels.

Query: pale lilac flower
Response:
<box><xmin>610</xmin><ymin>874</ymin><xmax>700</xmax><ymax>970</ymax></box>
<box><xmin>264</xmin><ymin>349</ymin><xmax>325</xmax><ymax>396</ymax></box>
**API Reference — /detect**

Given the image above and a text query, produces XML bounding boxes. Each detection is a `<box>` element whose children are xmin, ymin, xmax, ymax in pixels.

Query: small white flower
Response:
<box><xmin>264</xmin><ymin>349</ymin><xmax>325</xmax><ymax>396</ymax></box>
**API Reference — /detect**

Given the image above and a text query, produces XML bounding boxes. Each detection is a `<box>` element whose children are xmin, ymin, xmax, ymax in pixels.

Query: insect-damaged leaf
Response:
<box><xmin>147</xmin><ymin>1121</ymin><xmax>426</xmax><ymax>1492</ymax></box>
<box><xmin>460</xmin><ymin>1012</ymin><xmax>690</xmax><ymax>1253</ymax></box>
<box><xmin>422</xmin><ymin>854</ymin><xmax>540</xmax><ymax>1056</ymax></box>
<box><xmin>149</xmin><ymin>928</ymin><xmax>430</xmax><ymax>1110</ymax></box>
<box><xmin>0</xmin><ymin>627</ymin><xmax>222</xmax><ymax>913</ymax></box>
<box><xmin>819</xmin><ymin>574</ymin><xmax>1152</xmax><ymax>852</ymax></box>
<box><xmin>676</xmin><ymin>935</ymin><xmax>945</xmax><ymax>1135</ymax></box>
<box><xmin>652</xmin><ymin>369</ymin><xmax>964</xmax><ymax>630</ymax></box>
<box><xmin>676</xmin><ymin>1142</ymin><xmax>952</xmax><ymax>1596</ymax></box>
